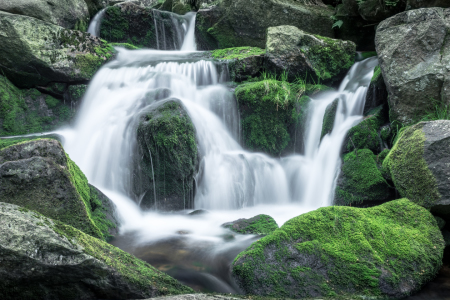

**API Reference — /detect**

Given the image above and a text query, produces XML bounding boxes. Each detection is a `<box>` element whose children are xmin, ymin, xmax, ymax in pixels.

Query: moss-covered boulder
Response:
<box><xmin>159</xmin><ymin>0</ymin><xmax>192</xmax><ymax>15</ymax></box>
<box><xmin>0</xmin><ymin>202</ymin><xmax>193</xmax><ymax>299</ymax></box>
<box><xmin>265</xmin><ymin>25</ymin><xmax>356</xmax><ymax>83</ymax></box>
<box><xmin>222</xmin><ymin>214</ymin><xmax>279</xmax><ymax>235</ymax></box>
<box><xmin>232</xmin><ymin>199</ymin><xmax>445</xmax><ymax>299</ymax></box>
<box><xmin>235</xmin><ymin>79</ymin><xmax>311</xmax><ymax>156</ymax></box>
<box><xmin>0</xmin><ymin>139</ymin><xmax>118</xmax><ymax>241</ymax></box>
<box><xmin>134</xmin><ymin>100</ymin><xmax>198</xmax><ymax>211</ymax></box>
<box><xmin>0</xmin><ymin>0</ymin><xmax>90</xmax><ymax>30</ymax></box>
<box><xmin>99</xmin><ymin>2</ymin><xmax>185</xmax><ymax>49</ymax></box>
<box><xmin>195</xmin><ymin>0</ymin><xmax>334</xmax><ymax>50</ymax></box>
<box><xmin>364</xmin><ymin>65</ymin><xmax>388</xmax><ymax>115</ymax></box>
<box><xmin>320</xmin><ymin>98</ymin><xmax>339</xmax><ymax>140</ymax></box>
<box><xmin>383</xmin><ymin>121</ymin><xmax>450</xmax><ymax>219</ymax></box>
<box><xmin>334</xmin><ymin>149</ymin><xmax>395</xmax><ymax>206</ymax></box>
<box><xmin>0</xmin><ymin>12</ymin><xmax>114</xmax><ymax>88</ymax></box>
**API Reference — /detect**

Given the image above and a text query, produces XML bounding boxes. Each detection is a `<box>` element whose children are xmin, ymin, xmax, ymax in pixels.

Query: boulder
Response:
<box><xmin>160</xmin><ymin>0</ymin><xmax>192</xmax><ymax>15</ymax></box>
<box><xmin>64</xmin><ymin>84</ymin><xmax>88</xmax><ymax>112</ymax></box>
<box><xmin>134</xmin><ymin>99</ymin><xmax>198</xmax><ymax>211</ymax></box>
<box><xmin>0</xmin><ymin>75</ymin><xmax>75</xmax><ymax>136</ymax></box>
<box><xmin>195</xmin><ymin>0</ymin><xmax>335</xmax><ymax>50</ymax></box>
<box><xmin>0</xmin><ymin>12</ymin><xmax>115</xmax><ymax>88</ymax></box>
<box><xmin>334</xmin><ymin>149</ymin><xmax>395</xmax><ymax>206</ymax></box>
<box><xmin>383</xmin><ymin>121</ymin><xmax>450</xmax><ymax>219</ymax></box>
<box><xmin>99</xmin><ymin>2</ymin><xmax>185</xmax><ymax>49</ymax></box>
<box><xmin>364</xmin><ymin>65</ymin><xmax>388</xmax><ymax>115</ymax></box>
<box><xmin>0</xmin><ymin>139</ymin><xmax>118</xmax><ymax>240</ymax></box>
<box><xmin>146</xmin><ymin>295</ymin><xmax>241</xmax><ymax>300</ymax></box>
<box><xmin>320</xmin><ymin>98</ymin><xmax>339</xmax><ymax>140</ymax></box>
<box><xmin>0</xmin><ymin>0</ymin><xmax>90</xmax><ymax>30</ymax></box>
<box><xmin>375</xmin><ymin>8</ymin><xmax>450</xmax><ymax>125</ymax></box>
<box><xmin>0</xmin><ymin>202</ymin><xmax>193</xmax><ymax>299</ymax></box>
<box><xmin>265</xmin><ymin>26</ymin><xmax>356</xmax><ymax>84</ymax></box>
<box><xmin>232</xmin><ymin>199</ymin><xmax>445</xmax><ymax>299</ymax></box>
<box><xmin>222</xmin><ymin>214</ymin><xmax>278</xmax><ymax>235</ymax></box>
<box><xmin>358</xmin><ymin>0</ymin><xmax>407</xmax><ymax>23</ymax></box>
<box><xmin>406</xmin><ymin>0</ymin><xmax>450</xmax><ymax>10</ymax></box>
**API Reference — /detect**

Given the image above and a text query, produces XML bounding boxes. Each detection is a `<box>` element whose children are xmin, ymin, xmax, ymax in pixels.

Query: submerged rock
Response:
<box><xmin>232</xmin><ymin>199</ymin><xmax>444</xmax><ymax>299</ymax></box>
<box><xmin>0</xmin><ymin>202</ymin><xmax>193</xmax><ymax>299</ymax></box>
<box><xmin>0</xmin><ymin>12</ymin><xmax>115</xmax><ymax>88</ymax></box>
<box><xmin>222</xmin><ymin>214</ymin><xmax>278</xmax><ymax>235</ymax></box>
<box><xmin>375</xmin><ymin>7</ymin><xmax>450</xmax><ymax>125</ymax></box>
<box><xmin>135</xmin><ymin>99</ymin><xmax>198</xmax><ymax>211</ymax></box>
<box><xmin>383</xmin><ymin>121</ymin><xmax>450</xmax><ymax>219</ymax></box>
<box><xmin>0</xmin><ymin>139</ymin><xmax>118</xmax><ymax>240</ymax></box>
<box><xmin>265</xmin><ymin>25</ymin><xmax>356</xmax><ymax>83</ymax></box>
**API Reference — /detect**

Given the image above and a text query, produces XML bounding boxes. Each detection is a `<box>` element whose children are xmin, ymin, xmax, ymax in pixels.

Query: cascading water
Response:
<box><xmin>87</xmin><ymin>8</ymin><xmax>106</xmax><ymax>37</ymax></box>
<box><xmin>59</xmin><ymin>9</ymin><xmax>378</xmax><ymax>293</ymax></box>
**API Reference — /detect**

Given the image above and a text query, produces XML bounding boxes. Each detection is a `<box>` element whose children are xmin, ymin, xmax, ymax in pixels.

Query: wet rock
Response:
<box><xmin>0</xmin><ymin>139</ymin><xmax>118</xmax><ymax>240</ymax></box>
<box><xmin>147</xmin><ymin>294</ymin><xmax>242</xmax><ymax>300</ymax></box>
<box><xmin>0</xmin><ymin>202</ymin><xmax>193</xmax><ymax>300</ymax></box>
<box><xmin>232</xmin><ymin>199</ymin><xmax>445</xmax><ymax>298</ymax></box>
<box><xmin>195</xmin><ymin>0</ymin><xmax>335</xmax><ymax>50</ymax></box>
<box><xmin>320</xmin><ymin>98</ymin><xmax>339</xmax><ymax>140</ymax></box>
<box><xmin>375</xmin><ymin>8</ymin><xmax>450</xmax><ymax>125</ymax></box>
<box><xmin>383</xmin><ymin>121</ymin><xmax>450</xmax><ymax>220</ymax></box>
<box><xmin>265</xmin><ymin>25</ymin><xmax>356</xmax><ymax>84</ymax></box>
<box><xmin>64</xmin><ymin>84</ymin><xmax>88</xmax><ymax>112</ymax></box>
<box><xmin>135</xmin><ymin>99</ymin><xmax>198</xmax><ymax>211</ymax></box>
<box><xmin>406</xmin><ymin>0</ymin><xmax>450</xmax><ymax>10</ymax></box>
<box><xmin>364</xmin><ymin>65</ymin><xmax>388</xmax><ymax>115</ymax></box>
<box><xmin>0</xmin><ymin>12</ymin><xmax>115</xmax><ymax>88</ymax></box>
<box><xmin>358</xmin><ymin>0</ymin><xmax>406</xmax><ymax>23</ymax></box>
<box><xmin>160</xmin><ymin>0</ymin><xmax>192</xmax><ymax>15</ymax></box>
<box><xmin>188</xmin><ymin>209</ymin><xmax>209</xmax><ymax>216</ymax></box>
<box><xmin>222</xmin><ymin>214</ymin><xmax>278</xmax><ymax>235</ymax></box>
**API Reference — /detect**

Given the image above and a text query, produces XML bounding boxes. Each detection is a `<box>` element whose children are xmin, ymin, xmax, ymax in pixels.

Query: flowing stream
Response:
<box><xmin>60</xmin><ymin>10</ymin><xmax>377</xmax><ymax>292</ymax></box>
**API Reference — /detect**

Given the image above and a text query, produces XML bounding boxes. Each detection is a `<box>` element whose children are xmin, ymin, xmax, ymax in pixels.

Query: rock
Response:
<box><xmin>232</xmin><ymin>199</ymin><xmax>445</xmax><ymax>299</ymax></box>
<box><xmin>444</xmin><ymin>230</ymin><xmax>450</xmax><ymax>246</ymax></box>
<box><xmin>85</xmin><ymin>0</ymin><xmax>110</xmax><ymax>17</ymax></box>
<box><xmin>195</xmin><ymin>0</ymin><xmax>335</xmax><ymax>50</ymax></box>
<box><xmin>64</xmin><ymin>84</ymin><xmax>88</xmax><ymax>112</ymax></box>
<box><xmin>334</xmin><ymin>149</ymin><xmax>395</xmax><ymax>206</ymax></box>
<box><xmin>134</xmin><ymin>99</ymin><xmax>198</xmax><ymax>211</ymax></box>
<box><xmin>145</xmin><ymin>294</ymin><xmax>241</xmax><ymax>300</ymax></box>
<box><xmin>0</xmin><ymin>139</ymin><xmax>118</xmax><ymax>240</ymax></box>
<box><xmin>358</xmin><ymin>0</ymin><xmax>406</xmax><ymax>23</ymax></box>
<box><xmin>375</xmin><ymin>8</ymin><xmax>450</xmax><ymax>125</ymax></box>
<box><xmin>435</xmin><ymin>216</ymin><xmax>446</xmax><ymax>230</ymax></box>
<box><xmin>222</xmin><ymin>214</ymin><xmax>278</xmax><ymax>235</ymax></box>
<box><xmin>160</xmin><ymin>0</ymin><xmax>192</xmax><ymax>15</ymax></box>
<box><xmin>99</xmin><ymin>2</ymin><xmax>185</xmax><ymax>49</ymax></box>
<box><xmin>265</xmin><ymin>25</ymin><xmax>356</xmax><ymax>84</ymax></box>
<box><xmin>0</xmin><ymin>0</ymin><xmax>90</xmax><ymax>30</ymax></box>
<box><xmin>406</xmin><ymin>0</ymin><xmax>450</xmax><ymax>10</ymax></box>
<box><xmin>0</xmin><ymin>12</ymin><xmax>115</xmax><ymax>88</ymax></box>
<box><xmin>364</xmin><ymin>65</ymin><xmax>388</xmax><ymax>115</ymax></box>
<box><xmin>188</xmin><ymin>209</ymin><xmax>209</xmax><ymax>216</ymax></box>
<box><xmin>0</xmin><ymin>75</ymin><xmax>75</xmax><ymax>136</ymax></box>
<box><xmin>320</xmin><ymin>98</ymin><xmax>339</xmax><ymax>140</ymax></box>
<box><xmin>343</xmin><ymin>105</ymin><xmax>388</xmax><ymax>154</ymax></box>
<box><xmin>0</xmin><ymin>202</ymin><xmax>193</xmax><ymax>299</ymax></box>
<box><xmin>235</xmin><ymin>80</ymin><xmax>310</xmax><ymax>156</ymax></box>
<box><xmin>383</xmin><ymin>121</ymin><xmax>450</xmax><ymax>219</ymax></box>
<box><xmin>209</xmin><ymin>47</ymin><xmax>265</xmax><ymax>82</ymax></box>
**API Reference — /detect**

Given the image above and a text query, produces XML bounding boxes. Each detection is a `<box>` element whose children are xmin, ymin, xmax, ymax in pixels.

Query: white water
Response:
<box><xmin>87</xmin><ymin>8</ymin><xmax>106</xmax><ymax>37</ymax></box>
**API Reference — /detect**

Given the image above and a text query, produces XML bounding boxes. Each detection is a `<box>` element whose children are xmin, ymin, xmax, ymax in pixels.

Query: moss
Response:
<box><xmin>383</xmin><ymin>123</ymin><xmax>441</xmax><ymax>208</ymax></box>
<box><xmin>73</xmin><ymin>42</ymin><xmax>114</xmax><ymax>79</ymax></box>
<box><xmin>224</xmin><ymin>215</ymin><xmax>279</xmax><ymax>235</ymax></box>
<box><xmin>211</xmin><ymin>47</ymin><xmax>265</xmax><ymax>60</ymax></box>
<box><xmin>321</xmin><ymin>98</ymin><xmax>339</xmax><ymax>140</ymax></box>
<box><xmin>335</xmin><ymin>149</ymin><xmax>393</xmax><ymax>206</ymax></box>
<box><xmin>232</xmin><ymin>199</ymin><xmax>445</xmax><ymax>298</ymax></box>
<box><xmin>100</xmin><ymin>6</ymin><xmax>129</xmax><ymax>42</ymax></box>
<box><xmin>361</xmin><ymin>51</ymin><xmax>377</xmax><ymax>59</ymax></box>
<box><xmin>110</xmin><ymin>42</ymin><xmax>142</xmax><ymax>50</ymax></box>
<box><xmin>377</xmin><ymin>148</ymin><xmax>390</xmax><ymax>163</ymax></box>
<box><xmin>371</xmin><ymin>65</ymin><xmax>382</xmax><ymax>83</ymax></box>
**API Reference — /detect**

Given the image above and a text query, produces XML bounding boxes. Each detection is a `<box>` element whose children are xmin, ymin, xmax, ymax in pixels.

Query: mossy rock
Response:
<box><xmin>222</xmin><ymin>214</ymin><xmax>279</xmax><ymax>235</ymax></box>
<box><xmin>0</xmin><ymin>202</ymin><xmax>193</xmax><ymax>299</ymax></box>
<box><xmin>232</xmin><ymin>199</ymin><xmax>445</xmax><ymax>299</ymax></box>
<box><xmin>134</xmin><ymin>99</ymin><xmax>198</xmax><ymax>211</ymax></box>
<box><xmin>160</xmin><ymin>0</ymin><xmax>193</xmax><ymax>15</ymax></box>
<box><xmin>334</xmin><ymin>149</ymin><xmax>395</xmax><ymax>206</ymax></box>
<box><xmin>364</xmin><ymin>65</ymin><xmax>388</xmax><ymax>115</ymax></box>
<box><xmin>0</xmin><ymin>139</ymin><xmax>117</xmax><ymax>241</ymax></box>
<box><xmin>320</xmin><ymin>98</ymin><xmax>339</xmax><ymax>140</ymax></box>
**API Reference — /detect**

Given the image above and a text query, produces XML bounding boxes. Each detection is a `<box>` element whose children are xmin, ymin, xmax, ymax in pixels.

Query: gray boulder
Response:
<box><xmin>222</xmin><ymin>214</ymin><xmax>279</xmax><ymax>235</ymax></box>
<box><xmin>195</xmin><ymin>0</ymin><xmax>335</xmax><ymax>50</ymax></box>
<box><xmin>0</xmin><ymin>12</ymin><xmax>115</xmax><ymax>88</ymax></box>
<box><xmin>0</xmin><ymin>0</ymin><xmax>90</xmax><ymax>30</ymax></box>
<box><xmin>265</xmin><ymin>25</ymin><xmax>356</xmax><ymax>83</ymax></box>
<box><xmin>0</xmin><ymin>202</ymin><xmax>193</xmax><ymax>299</ymax></box>
<box><xmin>375</xmin><ymin>8</ymin><xmax>450</xmax><ymax>125</ymax></box>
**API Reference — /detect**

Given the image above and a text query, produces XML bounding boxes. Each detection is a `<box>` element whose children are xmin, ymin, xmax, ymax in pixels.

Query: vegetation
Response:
<box><xmin>321</xmin><ymin>98</ymin><xmax>339</xmax><ymax>140</ymax></box>
<box><xmin>224</xmin><ymin>215</ymin><xmax>279</xmax><ymax>235</ymax></box>
<box><xmin>211</xmin><ymin>47</ymin><xmax>265</xmax><ymax>60</ymax></box>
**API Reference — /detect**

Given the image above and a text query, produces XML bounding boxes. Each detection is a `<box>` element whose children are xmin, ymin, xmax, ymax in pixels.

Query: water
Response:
<box><xmin>60</xmin><ymin>10</ymin><xmax>377</xmax><ymax>292</ymax></box>
<box><xmin>87</xmin><ymin>8</ymin><xmax>106</xmax><ymax>37</ymax></box>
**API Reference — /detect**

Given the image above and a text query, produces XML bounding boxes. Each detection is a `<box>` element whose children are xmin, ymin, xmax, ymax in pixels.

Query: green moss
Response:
<box><xmin>73</xmin><ymin>42</ymin><xmax>114</xmax><ymax>79</ymax></box>
<box><xmin>383</xmin><ymin>123</ymin><xmax>440</xmax><ymax>208</ymax></box>
<box><xmin>110</xmin><ymin>42</ymin><xmax>142</xmax><ymax>50</ymax></box>
<box><xmin>100</xmin><ymin>6</ymin><xmax>129</xmax><ymax>42</ymax></box>
<box><xmin>224</xmin><ymin>215</ymin><xmax>279</xmax><ymax>235</ymax></box>
<box><xmin>371</xmin><ymin>65</ymin><xmax>382</xmax><ymax>83</ymax></box>
<box><xmin>335</xmin><ymin>149</ymin><xmax>392</xmax><ymax>206</ymax></box>
<box><xmin>377</xmin><ymin>148</ymin><xmax>390</xmax><ymax>163</ymax></box>
<box><xmin>233</xmin><ymin>199</ymin><xmax>445</xmax><ymax>298</ymax></box>
<box><xmin>211</xmin><ymin>47</ymin><xmax>265</xmax><ymax>60</ymax></box>
<box><xmin>321</xmin><ymin>98</ymin><xmax>339</xmax><ymax>140</ymax></box>
<box><xmin>361</xmin><ymin>51</ymin><xmax>377</xmax><ymax>59</ymax></box>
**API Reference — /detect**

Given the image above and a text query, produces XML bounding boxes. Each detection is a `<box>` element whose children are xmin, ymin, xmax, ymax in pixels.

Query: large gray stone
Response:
<box><xmin>375</xmin><ymin>8</ymin><xmax>450</xmax><ymax>125</ymax></box>
<box><xmin>0</xmin><ymin>202</ymin><xmax>193</xmax><ymax>299</ymax></box>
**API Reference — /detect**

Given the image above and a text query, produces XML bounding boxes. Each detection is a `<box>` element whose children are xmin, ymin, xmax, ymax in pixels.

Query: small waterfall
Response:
<box><xmin>87</xmin><ymin>9</ymin><xmax>106</xmax><ymax>37</ymax></box>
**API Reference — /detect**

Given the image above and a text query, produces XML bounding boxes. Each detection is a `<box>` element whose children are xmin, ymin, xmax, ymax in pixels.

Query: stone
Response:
<box><xmin>406</xmin><ymin>0</ymin><xmax>450</xmax><ymax>10</ymax></box>
<box><xmin>85</xmin><ymin>0</ymin><xmax>110</xmax><ymax>17</ymax></box>
<box><xmin>146</xmin><ymin>295</ymin><xmax>242</xmax><ymax>300</ymax></box>
<box><xmin>134</xmin><ymin>99</ymin><xmax>198</xmax><ymax>211</ymax></box>
<box><xmin>320</xmin><ymin>98</ymin><xmax>339</xmax><ymax>140</ymax></box>
<box><xmin>375</xmin><ymin>8</ymin><xmax>450</xmax><ymax>125</ymax></box>
<box><xmin>0</xmin><ymin>202</ymin><xmax>193</xmax><ymax>299</ymax></box>
<box><xmin>265</xmin><ymin>25</ymin><xmax>356</xmax><ymax>84</ymax></box>
<box><xmin>0</xmin><ymin>12</ymin><xmax>115</xmax><ymax>88</ymax></box>
<box><xmin>383</xmin><ymin>121</ymin><xmax>450</xmax><ymax>219</ymax></box>
<box><xmin>160</xmin><ymin>0</ymin><xmax>192</xmax><ymax>15</ymax></box>
<box><xmin>0</xmin><ymin>0</ymin><xmax>90</xmax><ymax>30</ymax></box>
<box><xmin>358</xmin><ymin>0</ymin><xmax>406</xmax><ymax>23</ymax></box>
<box><xmin>222</xmin><ymin>214</ymin><xmax>279</xmax><ymax>235</ymax></box>
<box><xmin>64</xmin><ymin>84</ymin><xmax>88</xmax><ymax>112</ymax></box>
<box><xmin>232</xmin><ymin>199</ymin><xmax>445</xmax><ymax>299</ymax></box>
<box><xmin>0</xmin><ymin>139</ymin><xmax>118</xmax><ymax>240</ymax></box>
<box><xmin>364</xmin><ymin>65</ymin><xmax>388</xmax><ymax>115</ymax></box>
<box><xmin>195</xmin><ymin>0</ymin><xmax>335</xmax><ymax>50</ymax></box>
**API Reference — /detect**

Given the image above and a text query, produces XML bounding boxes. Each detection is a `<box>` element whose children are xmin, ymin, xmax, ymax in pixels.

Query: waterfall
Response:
<box><xmin>87</xmin><ymin>9</ymin><xmax>106</xmax><ymax>37</ymax></box>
